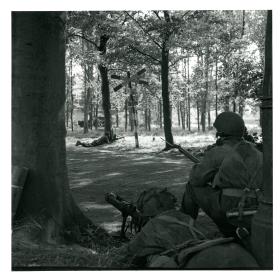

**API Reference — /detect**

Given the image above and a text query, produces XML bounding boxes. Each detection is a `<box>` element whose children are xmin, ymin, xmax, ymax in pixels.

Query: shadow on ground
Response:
<box><xmin>67</xmin><ymin>144</ymin><xmax>193</xmax><ymax>233</ymax></box>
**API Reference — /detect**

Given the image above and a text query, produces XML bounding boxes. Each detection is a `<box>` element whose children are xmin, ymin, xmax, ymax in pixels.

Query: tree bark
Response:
<box><xmin>180</xmin><ymin>101</ymin><xmax>185</xmax><ymax>130</ymax></box>
<box><xmin>145</xmin><ymin>108</ymin><xmax>148</xmax><ymax>130</ymax></box>
<box><xmin>124</xmin><ymin>98</ymin><xmax>128</xmax><ymax>132</ymax></box>
<box><xmin>187</xmin><ymin>56</ymin><xmax>191</xmax><ymax>131</ymax></box>
<box><xmin>148</xmin><ymin>108</ymin><xmax>151</xmax><ymax>131</ymax></box>
<box><xmin>127</xmin><ymin>72</ymin><xmax>139</xmax><ymax>148</ymax></box>
<box><xmin>82</xmin><ymin>40</ymin><xmax>89</xmax><ymax>134</ymax></box>
<box><xmin>196</xmin><ymin>100</ymin><xmax>200</xmax><ymax>131</ymax></box>
<box><xmin>159</xmin><ymin>99</ymin><xmax>163</xmax><ymax>129</ymax></box>
<box><xmin>202</xmin><ymin>48</ymin><xmax>210</xmax><ymax>132</ymax></box>
<box><xmin>207</xmin><ymin>100</ymin><xmax>211</xmax><ymax>129</ymax></box>
<box><xmin>98</xmin><ymin>64</ymin><xmax>112</xmax><ymax>137</ymax></box>
<box><xmin>251</xmin><ymin>10</ymin><xmax>273</xmax><ymax>268</ymax></box>
<box><xmin>97</xmin><ymin>34</ymin><xmax>111</xmax><ymax>137</ymax></box>
<box><xmin>116</xmin><ymin>108</ymin><xmax>119</xmax><ymax>128</ymax></box>
<box><xmin>177</xmin><ymin>102</ymin><xmax>180</xmax><ymax>127</ymax></box>
<box><xmin>161</xmin><ymin>11</ymin><xmax>174</xmax><ymax>148</ymax></box>
<box><xmin>224</xmin><ymin>96</ymin><xmax>230</xmax><ymax>111</ymax></box>
<box><xmin>12</xmin><ymin>12</ymin><xmax>92</xmax><ymax>241</ymax></box>
<box><xmin>215</xmin><ymin>56</ymin><xmax>218</xmax><ymax>118</ymax></box>
<box><xmin>70</xmin><ymin>56</ymin><xmax>74</xmax><ymax>132</ymax></box>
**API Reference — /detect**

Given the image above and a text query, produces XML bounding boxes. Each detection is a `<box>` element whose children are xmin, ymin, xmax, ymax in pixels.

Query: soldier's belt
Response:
<box><xmin>222</xmin><ymin>188</ymin><xmax>257</xmax><ymax>198</ymax></box>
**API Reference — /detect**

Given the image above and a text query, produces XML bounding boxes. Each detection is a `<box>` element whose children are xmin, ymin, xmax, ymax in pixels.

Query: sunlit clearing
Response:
<box><xmin>70</xmin><ymin>178</ymin><xmax>93</xmax><ymax>189</ymax></box>
<box><xmin>105</xmin><ymin>172</ymin><xmax>123</xmax><ymax>177</ymax></box>
<box><xmin>79</xmin><ymin>202</ymin><xmax>113</xmax><ymax>211</ymax></box>
<box><xmin>100</xmin><ymin>221</ymin><xmax>122</xmax><ymax>233</ymax></box>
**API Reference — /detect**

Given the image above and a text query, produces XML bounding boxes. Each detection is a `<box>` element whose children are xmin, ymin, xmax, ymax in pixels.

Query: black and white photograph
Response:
<box><xmin>0</xmin><ymin>0</ymin><xmax>276</xmax><ymax>272</ymax></box>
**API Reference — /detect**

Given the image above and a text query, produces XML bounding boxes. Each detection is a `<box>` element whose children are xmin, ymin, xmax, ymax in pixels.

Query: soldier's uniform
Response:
<box><xmin>181</xmin><ymin>112</ymin><xmax>263</xmax><ymax>237</ymax></box>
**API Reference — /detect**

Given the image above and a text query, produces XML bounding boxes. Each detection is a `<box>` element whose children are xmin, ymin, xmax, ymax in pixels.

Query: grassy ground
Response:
<box><xmin>12</xmin><ymin>126</ymin><xmax>260</xmax><ymax>269</ymax></box>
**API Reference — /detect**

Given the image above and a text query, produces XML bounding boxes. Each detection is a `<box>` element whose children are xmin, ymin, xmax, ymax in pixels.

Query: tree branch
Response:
<box><xmin>129</xmin><ymin>45</ymin><xmax>161</xmax><ymax>64</ymax></box>
<box><xmin>68</xmin><ymin>33</ymin><xmax>99</xmax><ymax>49</ymax></box>
<box><xmin>124</xmin><ymin>11</ymin><xmax>163</xmax><ymax>49</ymax></box>
<box><xmin>153</xmin><ymin>11</ymin><xmax>162</xmax><ymax>21</ymax></box>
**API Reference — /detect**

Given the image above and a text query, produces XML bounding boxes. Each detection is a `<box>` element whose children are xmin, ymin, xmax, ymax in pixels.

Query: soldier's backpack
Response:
<box><xmin>136</xmin><ymin>187</ymin><xmax>177</xmax><ymax>227</ymax></box>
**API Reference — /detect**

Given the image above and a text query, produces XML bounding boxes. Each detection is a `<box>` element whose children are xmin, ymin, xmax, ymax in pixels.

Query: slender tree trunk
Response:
<box><xmin>82</xmin><ymin>39</ymin><xmax>89</xmax><ymax>134</ymax></box>
<box><xmin>116</xmin><ymin>108</ymin><xmax>119</xmax><ymax>128</ymax></box>
<box><xmin>177</xmin><ymin>102</ymin><xmax>181</xmax><ymax>127</ymax></box>
<box><xmin>187</xmin><ymin>56</ymin><xmax>191</xmax><ymax>131</ymax></box>
<box><xmin>70</xmin><ymin>57</ymin><xmax>74</xmax><ymax>132</ymax></box>
<box><xmin>196</xmin><ymin>100</ymin><xmax>200</xmax><ymax>131</ymax></box>
<box><xmin>239</xmin><ymin>97</ymin><xmax>245</xmax><ymax>118</ymax></box>
<box><xmin>127</xmin><ymin>72</ymin><xmax>139</xmax><ymax>148</ymax></box>
<box><xmin>94</xmin><ymin>101</ymin><xmax>99</xmax><ymax>130</ymax></box>
<box><xmin>232</xmin><ymin>99</ymin><xmax>236</xmax><ymax>112</ymax></box>
<box><xmin>215</xmin><ymin>56</ymin><xmax>218</xmax><ymax>118</ymax></box>
<box><xmin>65</xmin><ymin>69</ymin><xmax>69</xmax><ymax>128</ymax></box>
<box><xmin>124</xmin><ymin>98</ymin><xmax>128</xmax><ymax>132</ymax></box>
<box><xmin>180</xmin><ymin>101</ymin><xmax>185</xmax><ymax>130</ymax></box>
<box><xmin>89</xmin><ymin>99</ymin><xmax>93</xmax><ymax>130</ymax></box>
<box><xmin>145</xmin><ymin>108</ymin><xmax>148</xmax><ymax>130</ymax></box>
<box><xmin>224</xmin><ymin>96</ymin><xmax>230</xmax><ymax>111</ymax></box>
<box><xmin>129</xmin><ymin>107</ymin><xmax>134</xmax><ymax>132</ymax></box>
<box><xmin>200</xmin><ymin>55</ymin><xmax>206</xmax><ymax>132</ymax></box>
<box><xmin>207</xmin><ymin>100</ymin><xmax>211</xmax><ymax>129</ymax></box>
<box><xmin>241</xmin><ymin>10</ymin><xmax>246</xmax><ymax>37</ymax></box>
<box><xmin>148</xmin><ymin>108</ymin><xmax>151</xmax><ymax>131</ymax></box>
<box><xmin>12</xmin><ymin>12</ymin><xmax>92</xmax><ymax>241</ymax></box>
<box><xmin>159</xmin><ymin>99</ymin><xmax>163</xmax><ymax>129</ymax></box>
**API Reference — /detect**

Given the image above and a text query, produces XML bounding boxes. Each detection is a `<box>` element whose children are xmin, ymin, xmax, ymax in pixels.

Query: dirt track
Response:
<box><xmin>67</xmin><ymin>143</ymin><xmax>194</xmax><ymax>233</ymax></box>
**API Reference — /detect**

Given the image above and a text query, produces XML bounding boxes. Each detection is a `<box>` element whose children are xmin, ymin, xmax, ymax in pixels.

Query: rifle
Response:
<box><xmin>105</xmin><ymin>192</ymin><xmax>142</xmax><ymax>238</ymax></box>
<box><xmin>160</xmin><ymin>137</ymin><xmax>200</xmax><ymax>164</ymax></box>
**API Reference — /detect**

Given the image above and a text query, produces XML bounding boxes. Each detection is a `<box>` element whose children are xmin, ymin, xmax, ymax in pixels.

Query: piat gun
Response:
<box><xmin>105</xmin><ymin>192</ymin><xmax>142</xmax><ymax>238</ymax></box>
<box><xmin>160</xmin><ymin>137</ymin><xmax>200</xmax><ymax>164</ymax></box>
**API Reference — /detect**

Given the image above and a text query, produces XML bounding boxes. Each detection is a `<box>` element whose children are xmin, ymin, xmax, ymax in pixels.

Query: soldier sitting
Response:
<box><xmin>181</xmin><ymin>112</ymin><xmax>263</xmax><ymax>239</ymax></box>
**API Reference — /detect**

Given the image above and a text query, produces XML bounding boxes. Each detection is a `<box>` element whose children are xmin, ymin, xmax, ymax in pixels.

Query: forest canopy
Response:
<box><xmin>65</xmin><ymin>10</ymin><xmax>265</xmax><ymax>145</ymax></box>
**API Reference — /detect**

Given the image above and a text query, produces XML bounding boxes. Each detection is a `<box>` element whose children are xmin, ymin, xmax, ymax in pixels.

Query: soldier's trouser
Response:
<box><xmin>181</xmin><ymin>182</ymin><xmax>240</xmax><ymax>237</ymax></box>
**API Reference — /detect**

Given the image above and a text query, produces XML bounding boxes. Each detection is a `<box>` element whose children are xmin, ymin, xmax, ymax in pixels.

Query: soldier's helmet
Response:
<box><xmin>213</xmin><ymin>112</ymin><xmax>245</xmax><ymax>138</ymax></box>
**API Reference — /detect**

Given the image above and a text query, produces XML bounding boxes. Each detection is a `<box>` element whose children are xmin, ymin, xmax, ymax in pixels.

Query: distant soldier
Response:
<box><xmin>181</xmin><ymin>112</ymin><xmax>263</xmax><ymax>238</ymax></box>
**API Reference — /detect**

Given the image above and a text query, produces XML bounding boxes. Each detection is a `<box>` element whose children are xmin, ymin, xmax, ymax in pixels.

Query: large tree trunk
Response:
<box><xmin>97</xmin><ymin>34</ymin><xmax>111</xmax><ymax>138</ymax></box>
<box><xmin>161</xmin><ymin>11</ymin><xmax>174</xmax><ymax>148</ymax></box>
<box><xmin>12</xmin><ymin>12</ymin><xmax>91</xmax><ymax>241</ymax></box>
<box><xmin>98</xmin><ymin>64</ymin><xmax>112</xmax><ymax>137</ymax></box>
<box><xmin>251</xmin><ymin>10</ymin><xmax>272</xmax><ymax>268</ymax></box>
<box><xmin>161</xmin><ymin>47</ymin><xmax>174</xmax><ymax>147</ymax></box>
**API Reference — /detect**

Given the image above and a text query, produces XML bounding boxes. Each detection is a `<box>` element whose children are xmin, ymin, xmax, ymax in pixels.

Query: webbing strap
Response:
<box><xmin>158</xmin><ymin>215</ymin><xmax>207</xmax><ymax>240</ymax></box>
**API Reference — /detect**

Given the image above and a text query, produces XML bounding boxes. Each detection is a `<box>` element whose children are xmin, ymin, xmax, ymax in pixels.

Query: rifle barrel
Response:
<box><xmin>160</xmin><ymin>137</ymin><xmax>200</xmax><ymax>163</ymax></box>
